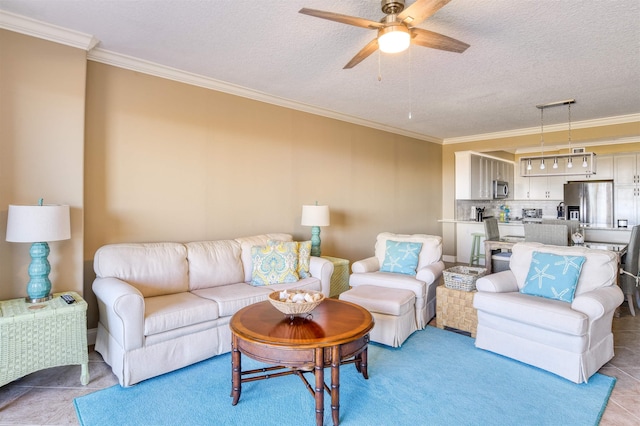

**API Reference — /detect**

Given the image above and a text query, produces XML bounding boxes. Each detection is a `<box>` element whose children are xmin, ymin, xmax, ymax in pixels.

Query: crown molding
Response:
<box><xmin>514</xmin><ymin>135</ymin><xmax>640</xmax><ymax>154</ymax></box>
<box><xmin>443</xmin><ymin>113</ymin><xmax>640</xmax><ymax>145</ymax></box>
<box><xmin>0</xmin><ymin>8</ymin><xmax>439</xmax><ymax>143</ymax></box>
<box><xmin>88</xmin><ymin>49</ymin><xmax>441</xmax><ymax>144</ymax></box>
<box><xmin>0</xmin><ymin>10</ymin><xmax>98</xmax><ymax>50</ymax></box>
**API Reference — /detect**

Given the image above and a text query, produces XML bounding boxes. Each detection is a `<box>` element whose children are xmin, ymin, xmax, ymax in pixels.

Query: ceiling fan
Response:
<box><xmin>299</xmin><ymin>0</ymin><xmax>469</xmax><ymax>69</ymax></box>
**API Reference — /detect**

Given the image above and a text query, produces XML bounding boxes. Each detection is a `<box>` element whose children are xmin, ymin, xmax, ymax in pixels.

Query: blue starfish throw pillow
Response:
<box><xmin>380</xmin><ymin>240</ymin><xmax>423</xmax><ymax>275</ymax></box>
<box><xmin>521</xmin><ymin>251</ymin><xmax>586</xmax><ymax>302</ymax></box>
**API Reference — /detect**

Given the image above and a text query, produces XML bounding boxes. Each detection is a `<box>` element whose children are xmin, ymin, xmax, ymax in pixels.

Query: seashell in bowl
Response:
<box><xmin>268</xmin><ymin>289</ymin><xmax>325</xmax><ymax>316</ymax></box>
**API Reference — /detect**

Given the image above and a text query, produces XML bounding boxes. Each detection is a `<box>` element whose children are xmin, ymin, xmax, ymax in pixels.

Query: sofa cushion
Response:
<box><xmin>93</xmin><ymin>243</ymin><xmax>189</xmax><ymax>298</ymax></box>
<box><xmin>265</xmin><ymin>277</ymin><xmax>322</xmax><ymax>294</ymax></box>
<box><xmin>473</xmin><ymin>291</ymin><xmax>588</xmax><ymax>336</ymax></box>
<box><xmin>380</xmin><ymin>240</ymin><xmax>423</xmax><ymax>275</ymax></box>
<box><xmin>349</xmin><ymin>272</ymin><xmax>426</xmax><ymax>299</ymax></box>
<box><xmin>297</xmin><ymin>240</ymin><xmax>312</xmax><ymax>278</ymax></box>
<box><xmin>268</xmin><ymin>239</ymin><xmax>312</xmax><ymax>278</ymax></box>
<box><xmin>509</xmin><ymin>242</ymin><xmax>617</xmax><ymax>296</ymax></box>
<box><xmin>192</xmin><ymin>283</ymin><xmax>272</xmax><ymax>317</ymax></box>
<box><xmin>144</xmin><ymin>292</ymin><xmax>219</xmax><ymax>336</ymax></box>
<box><xmin>235</xmin><ymin>234</ymin><xmax>293</xmax><ymax>282</ymax></box>
<box><xmin>250</xmin><ymin>242</ymin><xmax>299</xmax><ymax>286</ymax></box>
<box><xmin>374</xmin><ymin>232</ymin><xmax>442</xmax><ymax>272</ymax></box>
<box><xmin>521</xmin><ymin>252</ymin><xmax>585</xmax><ymax>303</ymax></box>
<box><xmin>186</xmin><ymin>240</ymin><xmax>244</xmax><ymax>290</ymax></box>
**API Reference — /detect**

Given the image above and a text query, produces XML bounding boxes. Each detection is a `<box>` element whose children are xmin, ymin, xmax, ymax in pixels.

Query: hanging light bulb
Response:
<box><xmin>540</xmin><ymin>159</ymin><xmax>546</xmax><ymax>170</ymax></box>
<box><xmin>553</xmin><ymin>158</ymin><xmax>558</xmax><ymax>169</ymax></box>
<box><xmin>582</xmin><ymin>156</ymin><xmax>588</xmax><ymax>168</ymax></box>
<box><xmin>527</xmin><ymin>159</ymin><xmax>532</xmax><ymax>170</ymax></box>
<box><xmin>567</xmin><ymin>157</ymin><xmax>573</xmax><ymax>168</ymax></box>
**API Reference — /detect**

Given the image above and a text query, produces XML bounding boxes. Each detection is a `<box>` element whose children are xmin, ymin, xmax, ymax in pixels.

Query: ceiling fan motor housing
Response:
<box><xmin>381</xmin><ymin>0</ymin><xmax>405</xmax><ymax>15</ymax></box>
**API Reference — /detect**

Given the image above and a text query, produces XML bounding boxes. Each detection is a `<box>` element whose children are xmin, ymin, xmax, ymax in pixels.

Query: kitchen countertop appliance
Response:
<box><xmin>522</xmin><ymin>208</ymin><xmax>543</xmax><ymax>223</ymax></box>
<box><xmin>563</xmin><ymin>181</ymin><xmax>613</xmax><ymax>227</ymax></box>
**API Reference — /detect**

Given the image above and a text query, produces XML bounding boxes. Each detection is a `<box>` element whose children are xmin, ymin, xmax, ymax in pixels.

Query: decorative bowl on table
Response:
<box><xmin>268</xmin><ymin>289</ymin><xmax>325</xmax><ymax>316</ymax></box>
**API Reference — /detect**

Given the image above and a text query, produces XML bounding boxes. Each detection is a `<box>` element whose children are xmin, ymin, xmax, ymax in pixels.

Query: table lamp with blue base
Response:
<box><xmin>301</xmin><ymin>204</ymin><xmax>330</xmax><ymax>257</ymax></box>
<box><xmin>6</xmin><ymin>199</ymin><xmax>71</xmax><ymax>303</ymax></box>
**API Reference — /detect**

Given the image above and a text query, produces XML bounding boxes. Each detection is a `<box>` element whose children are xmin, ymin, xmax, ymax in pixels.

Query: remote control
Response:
<box><xmin>61</xmin><ymin>294</ymin><xmax>75</xmax><ymax>304</ymax></box>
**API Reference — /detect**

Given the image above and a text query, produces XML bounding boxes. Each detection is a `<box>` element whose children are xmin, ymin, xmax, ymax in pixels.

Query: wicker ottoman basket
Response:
<box><xmin>436</xmin><ymin>285</ymin><xmax>478</xmax><ymax>337</ymax></box>
<box><xmin>443</xmin><ymin>265</ymin><xmax>486</xmax><ymax>292</ymax></box>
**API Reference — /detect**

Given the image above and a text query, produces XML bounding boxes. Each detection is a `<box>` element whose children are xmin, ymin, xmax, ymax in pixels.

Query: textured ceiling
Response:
<box><xmin>1</xmin><ymin>0</ymin><xmax>639</xmax><ymax>143</ymax></box>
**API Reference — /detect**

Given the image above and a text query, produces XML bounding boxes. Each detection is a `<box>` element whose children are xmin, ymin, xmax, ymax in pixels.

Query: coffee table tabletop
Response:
<box><xmin>230</xmin><ymin>298</ymin><xmax>374</xmax><ymax>426</ymax></box>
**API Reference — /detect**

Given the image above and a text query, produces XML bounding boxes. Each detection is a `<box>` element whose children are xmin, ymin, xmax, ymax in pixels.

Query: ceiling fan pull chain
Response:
<box><xmin>378</xmin><ymin>50</ymin><xmax>382</xmax><ymax>82</ymax></box>
<box><xmin>408</xmin><ymin>48</ymin><xmax>413</xmax><ymax>119</ymax></box>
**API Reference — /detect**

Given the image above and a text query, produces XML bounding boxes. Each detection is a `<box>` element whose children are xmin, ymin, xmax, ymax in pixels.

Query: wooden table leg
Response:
<box><xmin>331</xmin><ymin>345</ymin><xmax>340</xmax><ymax>426</ymax></box>
<box><xmin>314</xmin><ymin>347</ymin><xmax>324</xmax><ymax>426</ymax></box>
<box><xmin>231</xmin><ymin>335</ymin><xmax>241</xmax><ymax>405</ymax></box>
<box><xmin>360</xmin><ymin>343</ymin><xmax>369</xmax><ymax>380</ymax></box>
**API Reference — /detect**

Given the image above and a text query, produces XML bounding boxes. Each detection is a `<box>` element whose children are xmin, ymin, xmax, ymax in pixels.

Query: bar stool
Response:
<box><xmin>469</xmin><ymin>232</ymin><xmax>485</xmax><ymax>266</ymax></box>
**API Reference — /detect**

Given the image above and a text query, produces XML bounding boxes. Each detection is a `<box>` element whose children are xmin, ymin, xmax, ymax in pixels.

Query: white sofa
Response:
<box><xmin>473</xmin><ymin>242</ymin><xmax>624</xmax><ymax>383</ymax></box>
<box><xmin>92</xmin><ymin>233</ymin><xmax>334</xmax><ymax>387</ymax></box>
<box><xmin>349</xmin><ymin>232</ymin><xmax>445</xmax><ymax>329</ymax></box>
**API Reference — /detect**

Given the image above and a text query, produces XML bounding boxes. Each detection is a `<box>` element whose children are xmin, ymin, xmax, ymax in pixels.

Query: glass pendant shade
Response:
<box><xmin>378</xmin><ymin>25</ymin><xmax>410</xmax><ymax>53</ymax></box>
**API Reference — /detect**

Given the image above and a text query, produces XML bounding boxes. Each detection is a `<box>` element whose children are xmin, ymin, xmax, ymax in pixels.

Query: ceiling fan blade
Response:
<box><xmin>344</xmin><ymin>38</ymin><xmax>380</xmax><ymax>69</ymax></box>
<box><xmin>299</xmin><ymin>8</ymin><xmax>383</xmax><ymax>29</ymax></box>
<box><xmin>411</xmin><ymin>28</ymin><xmax>469</xmax><ymax>53</ymax></box>
<box><xmin>398</xmin><ymin>0</ymin><xmax>452</xmax><ymax>26</ymax></box>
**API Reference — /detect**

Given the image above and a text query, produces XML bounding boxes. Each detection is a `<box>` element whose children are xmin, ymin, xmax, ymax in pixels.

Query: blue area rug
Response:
<box><xmin>74</xmin><ymin>326</ymin><xmax>614</xmax><ymax>425</ymax></box>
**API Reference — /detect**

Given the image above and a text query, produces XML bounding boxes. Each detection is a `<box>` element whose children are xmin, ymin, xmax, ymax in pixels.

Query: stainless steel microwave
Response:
<box><xmin>493</xmin><ymin>180</ymin><xmax>509</xmax><ymax>199</ymax></box>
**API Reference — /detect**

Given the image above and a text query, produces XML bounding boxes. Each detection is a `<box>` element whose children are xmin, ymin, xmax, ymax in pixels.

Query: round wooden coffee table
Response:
<box><xmin>230</xmin><ymin>298</ymin><xmax>374</xmax><ymax>426</ymax></box>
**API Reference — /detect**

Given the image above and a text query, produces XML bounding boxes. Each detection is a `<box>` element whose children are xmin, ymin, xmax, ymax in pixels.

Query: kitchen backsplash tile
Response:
<box><xmin>456</xmin><ymin>199</ymin><xmax>564</xmax><ymax>221</ymax></box>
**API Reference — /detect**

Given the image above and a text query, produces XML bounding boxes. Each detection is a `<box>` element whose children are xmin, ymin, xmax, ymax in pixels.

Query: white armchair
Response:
<box><xmin>349</xmin><ymin>232</ymin><xmax>445</xmax><ymax>329</ymax></box>
<box><xmin>473</xmin><ymin>242</ymin><xmax>624</xmax><ymax>383</ymax></box>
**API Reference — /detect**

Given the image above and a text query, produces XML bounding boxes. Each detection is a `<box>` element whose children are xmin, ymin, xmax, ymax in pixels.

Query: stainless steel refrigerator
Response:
<box><xmin>563</xmin><ymin>181</ymin><xmax>614</xmax><ymax>227</ymax></box>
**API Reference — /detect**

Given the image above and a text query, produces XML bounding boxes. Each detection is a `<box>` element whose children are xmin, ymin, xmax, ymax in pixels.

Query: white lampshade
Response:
<box><xmin>378</xmin><ymin>25</ymin><xmax>411</xmax><ymax>54</ymax></box>
<box><xmin>301</xmin><ymin>205</ymin><xmax>330</xmax><ymax>227</ymax></box>
<box><xmin>6</xmin><ymin>204</ymin><xmax>71</xmax><ymax>243</ymax></box>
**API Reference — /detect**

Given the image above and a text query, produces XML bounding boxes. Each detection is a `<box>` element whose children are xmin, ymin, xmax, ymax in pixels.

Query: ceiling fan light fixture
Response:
<box><xmin>378</xmin><ymin>25</ymin><xmax>411</xmax><ymax>53</ymax></box>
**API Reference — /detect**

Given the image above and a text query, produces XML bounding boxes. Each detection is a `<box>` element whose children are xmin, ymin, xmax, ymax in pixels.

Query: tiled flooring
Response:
<box><xmin>1</xmin><ymin>304</ymin><xmax>638</xmax><ymax>425</ymax></box>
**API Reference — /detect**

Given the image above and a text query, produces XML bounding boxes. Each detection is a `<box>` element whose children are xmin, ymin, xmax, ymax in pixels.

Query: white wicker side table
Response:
<box><xmin>0</xmin><ymin>291</ymin><xmax>89</xmax><ymax>387</ymax></box>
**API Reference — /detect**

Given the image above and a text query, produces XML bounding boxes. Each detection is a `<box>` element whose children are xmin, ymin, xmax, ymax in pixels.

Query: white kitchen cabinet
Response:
<box><xmin>594</xmin><ymin>154</ymin><xmax>614</xmax><ymax>179</ymax></box>
<box><xmin>569</xmin><ymin>154</ymin><xmax>613</xmax><ymax>180</ymax></box>
<box><xmin>455</xmin><ymin>151</ymin><xmax>514</xmax><ymax>200</ymax></box>
<box><xmin>614</xmin><ymin>153</ymin><xmax>639</xmax><ymax>185</ymax></box>
<box><xmin>614</xmin><ymin>153</ymin><xmax>640</xmax><ymax>226</ymax></box>
<box><xmin>516</xmin><ymin>158</ymin><xmax>566</xmax><ymax>200</ymax></box>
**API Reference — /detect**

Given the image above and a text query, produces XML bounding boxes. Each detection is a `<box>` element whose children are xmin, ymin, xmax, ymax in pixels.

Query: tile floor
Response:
<box><xmin>1</xmin><ymin>303</ymin><xmax>639</xmax><ymax>425</ymax></box>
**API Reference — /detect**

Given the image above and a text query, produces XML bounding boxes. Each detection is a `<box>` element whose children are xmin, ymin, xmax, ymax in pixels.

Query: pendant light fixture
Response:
<box><xmin>538</xmin><ymin>106</ymin><xmax>545</xmax><ymax>170</ymax></box>
<box><xmin>520</xmin><ymin>99</ymin><xmax>595</xmax><ymax>177</ymax></box>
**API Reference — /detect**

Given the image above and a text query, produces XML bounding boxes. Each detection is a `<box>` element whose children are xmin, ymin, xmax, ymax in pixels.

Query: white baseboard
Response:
<box><xmin>87</xmin><ymin>327</ymin><xmax>97</xmax><ymax>346</ymax></box>
<box><xmin>443</xmin><ymin>255</ymin><xmax>457</xmax><ymax>263</ymax></box>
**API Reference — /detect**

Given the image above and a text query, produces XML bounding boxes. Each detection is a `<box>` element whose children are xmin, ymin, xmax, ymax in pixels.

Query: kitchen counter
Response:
<box><xmin>442</xmin><ymin>219</ymin><xmax>633</xmax><ymax>264</ymax></box>
<box><xmin>440</xmin><ymin>219</ymin><xmax>632</xmax><ymax>231</ymax></box>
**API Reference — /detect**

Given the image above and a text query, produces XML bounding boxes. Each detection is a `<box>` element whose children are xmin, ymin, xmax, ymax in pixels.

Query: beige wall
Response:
<box><xmin>0</xmin><ymin>30</ymin><xmax>86</xmax><ymax>301</ymax></box>
<box><xmin>83</xmin><ymin>63</ymin><xmax>443</xmax><ymax>327</ymax></box>
<box><xmin>84</xmin><ymin>62</ymin><xmax>443</xmax><ymax>261</ymax></box>
<box><xmin>441</xmin><ymin>124</ymin><xmax>640</xmax><ymax>259</ymax></box>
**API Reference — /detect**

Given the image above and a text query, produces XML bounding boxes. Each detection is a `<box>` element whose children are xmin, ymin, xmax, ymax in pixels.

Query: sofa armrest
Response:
<box><xmin>475</xmin><ymin>270</ymin><xmax>519</xmax><ymax>293</ymax></box>
<box><xmin>93</xmin><ymin>277</ymin><xmax>145</xmax><ymax>351</ymax></box>
<box><xmin>351</xmin><ymin>257</ymin><xmax>380</xmax><ymax>274</ymax></box>
<box><xmin>571</xmin><ymin>286</ymin><xmax>625</xmax><ymax>320</ymax></box>
<box><xmin>416</xmin><ymin>261</ymin><xmax>445</xmax><ymax>285</ymax></box>
<box><xmin>309</xmin><ymin>256</ymin><xmax>334</xmax><ymax>297</ymax></box>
